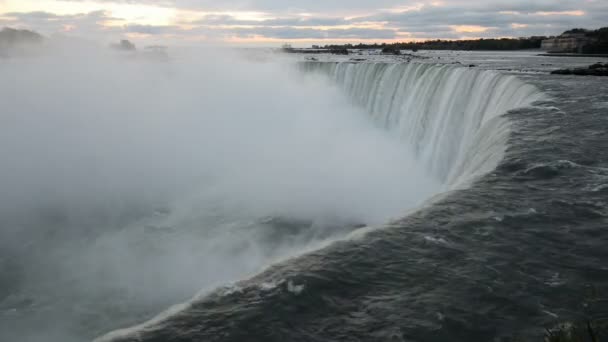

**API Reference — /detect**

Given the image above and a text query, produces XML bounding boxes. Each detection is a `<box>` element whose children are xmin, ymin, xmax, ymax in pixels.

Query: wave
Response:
<box><xmin>96</xmin><ymin>61</ymin><xmax>545</xmax><ymax>342</ymax></box>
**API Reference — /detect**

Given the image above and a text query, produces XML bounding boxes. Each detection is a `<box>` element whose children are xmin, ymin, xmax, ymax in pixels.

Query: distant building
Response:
<box><xmin>541</xmin><ymin>32</ymin><xmax>594</xmax><ymax>53</ymax></box>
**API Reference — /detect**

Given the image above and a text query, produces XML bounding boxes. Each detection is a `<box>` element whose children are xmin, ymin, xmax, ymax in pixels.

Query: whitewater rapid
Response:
<box><xmin>96</xmin><ymin>61</ymin><xmax>546</xmax><ymax>342</ymax></box>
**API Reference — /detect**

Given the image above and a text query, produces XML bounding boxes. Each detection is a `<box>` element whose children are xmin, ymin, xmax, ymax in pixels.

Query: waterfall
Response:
<box><xmin>300</xmin><ymin>62</ymin><xmax>543</xmax><ymax>187</ymax></box>
<box><xmin>92</xmin><ymin>60</ymin><xmax>547</xmax><ymax>342</ymax></box>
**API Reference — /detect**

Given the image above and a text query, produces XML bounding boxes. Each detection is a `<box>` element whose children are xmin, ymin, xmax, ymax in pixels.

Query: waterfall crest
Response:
<box><xmin>300</xmin><ymin>62</ymin><xmax>543</xmax><ymax>186</ymax></box>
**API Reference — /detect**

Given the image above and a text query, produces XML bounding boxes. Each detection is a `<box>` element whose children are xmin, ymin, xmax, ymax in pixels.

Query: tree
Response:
<box><xmin>112</xmin><ymin>39</ymin><xmax>136</xmax><ymax>51</ymax></box>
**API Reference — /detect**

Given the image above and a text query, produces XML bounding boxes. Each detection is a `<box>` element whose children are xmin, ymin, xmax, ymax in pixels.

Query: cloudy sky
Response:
<box><xmin>0</xmin><ymin>0</ymin><xmax>606</xmax><ymax>46</ymax></box>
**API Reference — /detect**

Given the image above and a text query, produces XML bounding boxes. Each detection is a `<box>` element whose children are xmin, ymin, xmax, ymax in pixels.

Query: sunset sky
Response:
<box><xmin>0</xmin><ymin>0</ymin><xmax>605</xmax><ymax>46</ymax></box>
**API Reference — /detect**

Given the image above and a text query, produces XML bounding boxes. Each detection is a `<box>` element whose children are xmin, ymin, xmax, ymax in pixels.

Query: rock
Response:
<box><xmin>551</xmin><ymin>69</ymin><xmax>572</xmax><ymax>75</ymax></box>
<box><xmin>551</xmin><ymin>63</ymin><xmax>608</xmax><ymax>76</ymax></box>
<box><xmin>381</xmin><ymin>46</ymin><xmax>401</xmax><ymax>55</ymax></box>
<box><xmin>589</xmin><ymin>62</ymin><xmax>608</xmax><ymax>69</ymax></box>
<box><xmin>330</xmin><ymin>48</ymin><xmax>349</xmax><ymax>55</ymax></box>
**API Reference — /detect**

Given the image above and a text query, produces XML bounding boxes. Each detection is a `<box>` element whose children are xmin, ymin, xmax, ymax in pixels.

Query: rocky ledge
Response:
<box><xmin>551</xmin><ymin>62</ymin><xmax>608</xmax><ymax>76</ymax></box>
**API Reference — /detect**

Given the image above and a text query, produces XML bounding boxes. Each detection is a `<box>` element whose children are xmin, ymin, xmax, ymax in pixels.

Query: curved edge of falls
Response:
<box><xmin>94</xmin><ymin>61</ymin><xmax>546</xmax><ymax>342</ymax></box>
<box><xmin>299</xmin><ymin>61</ymin><xmax>545</xmax><ymax>188</ymax></box>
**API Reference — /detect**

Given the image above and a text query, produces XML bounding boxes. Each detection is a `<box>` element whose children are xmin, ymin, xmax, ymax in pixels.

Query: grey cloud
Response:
<box><xmin>471</xmin><ymin>0</ymin><xmax>579</xmax><ymax>13</ymax></box>
<box><xmin>124</xmin><ymin>24</ymin><xmax>178</xmax><ymax>35</ymax></box>
<box><xmin>364</xmin><ymin>1</ymin><xmax>607</xmax><ymax>38</ymax></box>
<box><xmin>5</xmin><ymin>0</ymin><xmax>608</xmax><ymax>41</ymax></box>
<box><xmin>55</xmin><ymin>0</ymin><xmax>603</xmax><ymax>15</ymax></box>
<box><xmin>176</xmin><ymin>25</ymin><xmax>397</xmax><ymax>40</ymax></box>
<box><xmin>4</xmin><ymin>9</ymin><xmax>115</xmax><ymax>21</ymax></box>
<box><xmin>4</xmin><ymin>11</ymin><xmax>62</xmax><ymax>20</ymax></box>
<box><xmin>3</xmin><ymin>10</ymin><xmax>100</xmax><ymax>31</ymax></box>
<box><xmin>191</xmin><ymin>15</ymin><xmax>348</xmax><ymax>27</ymax></box>
<box><xmin>228</xmin><ymin>26</ymin><xmax>397</xmax><ymax>39</ymax></box>
<box><xmin>181</xmin><ymin>0</ymin><xmax>607</xmax><ymax>40</ymax></box>
<box><xmin>62</xmin><ymin>0</ymin><xmax>410</xmax><ymax>12</ymax></box>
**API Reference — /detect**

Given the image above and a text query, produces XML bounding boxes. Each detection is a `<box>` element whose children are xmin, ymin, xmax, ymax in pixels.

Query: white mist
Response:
<box><xmin>0</xmin><ymin>46</ymin><xmax>438</xmax><ymax>342</ymax></box>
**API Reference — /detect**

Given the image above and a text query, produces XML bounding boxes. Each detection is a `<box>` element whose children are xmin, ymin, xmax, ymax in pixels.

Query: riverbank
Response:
<box><xmin>539</xmin><ymin>53</ymin><xmax>608</xmax><ymax>58</ymax></box>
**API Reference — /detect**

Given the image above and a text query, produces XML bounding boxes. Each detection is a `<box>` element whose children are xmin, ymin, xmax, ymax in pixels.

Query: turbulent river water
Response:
<box><xmin>2</xmin><ymin>50</ymin><xmax>608</xmax><ymax>342</ymax></box>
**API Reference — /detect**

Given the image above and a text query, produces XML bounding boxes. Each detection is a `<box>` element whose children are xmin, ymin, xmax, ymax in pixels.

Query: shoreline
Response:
<box><xmin>538</xmin><ymin>53</ymin><xmax>608</xmax><ymax>58</ymax></box>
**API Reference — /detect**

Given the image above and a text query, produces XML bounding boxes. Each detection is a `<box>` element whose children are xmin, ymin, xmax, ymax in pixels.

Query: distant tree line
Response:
<box><xmin>0</xmin><ymin>27</ymin><xmax>44</xmax><ymax>57</ymax></box>
<box><xmin>580</xmin><ymin>27</ymin><xmax>608</xmax><ymax>54</ymax></box>
<box><xmin>323</xmin><ymin>37</ymin><xmax>546</xmax><ymax>52</ymax></box>
<box><xmin>111</xmin><ymin>39</ymin><xmax>137</xmax><ymax>51</ymax></box>
<box><xmin>0</xmin><ymin>27</ymin><xmax>43</xmax><ymax>47</ymax></box>
<box><xmin>321</xmin><ymin>27</ymin><xmax>608</xmax><ymax>53</ymax></box>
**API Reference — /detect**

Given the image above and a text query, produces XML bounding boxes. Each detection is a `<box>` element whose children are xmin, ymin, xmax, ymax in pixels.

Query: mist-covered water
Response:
<box><xmin>0</xmin><ymin>47</ymin><xmax>439</xmax><ymax>341</ymax></box>
<box><xmin>4</xmin><ymin>46</ymin><xmax>606</xmax><ymax>342</ymax></box>
<box><xmin>93</xmin><ymin>54</ymin><xmax>608</xmax><ymax>342</ymax></box>
<box><xmin>92</xmin><ymin>56</ymin><xmax>547</xmax><ymax>341</ymax></box>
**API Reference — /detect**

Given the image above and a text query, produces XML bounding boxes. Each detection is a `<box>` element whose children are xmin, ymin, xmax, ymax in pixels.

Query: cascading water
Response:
<box><xmin>96</xmin><ymin>60</ymin><xmax>548</xmax><ymax>342</ymax></box>
<box><xmin>300</xmin><ymin>62</ymin><xmax>543</xmax><ymax>187</ymax></box>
